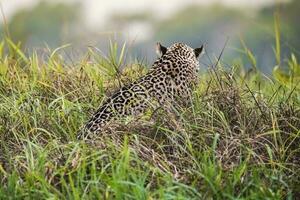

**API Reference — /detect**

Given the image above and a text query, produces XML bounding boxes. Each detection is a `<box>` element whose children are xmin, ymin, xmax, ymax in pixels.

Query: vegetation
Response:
<box><xmin>1</xmin><ymin>1</ymin><xmax>80</xmax><ymax>48</ymax></box>
<box><xmin>0</xmin><ymin>19</ymin><xmax>300</xmax><ymax>199</ymax></box>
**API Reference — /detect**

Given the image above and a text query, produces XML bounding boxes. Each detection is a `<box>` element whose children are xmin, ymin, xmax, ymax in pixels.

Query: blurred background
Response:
<box><xmin>0</xmin><ymin>0</ymin><xmax>299</xmax><ymax>73</ymax></box>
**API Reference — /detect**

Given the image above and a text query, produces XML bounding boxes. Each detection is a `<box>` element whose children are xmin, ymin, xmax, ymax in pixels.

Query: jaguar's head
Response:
<box><xmin>156</xmin><ymin>42</ymin><xmax>204</xmax><ymax>61</ymax></box>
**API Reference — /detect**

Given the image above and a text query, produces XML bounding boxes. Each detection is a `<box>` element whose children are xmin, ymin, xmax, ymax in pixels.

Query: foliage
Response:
<box><xmin>273</xmin><ymin>54</ymin><xmax>300</xmax><ymax>90</ymax></box>
<box><xmin>3</xmin><ymin>1</ymin><xmax>80</xmax><ymax>48</ymax></box>
<box><xmin>0</xmin><ymin>37</ymin><xmax>299</xmax><ymax>199</ymax></box>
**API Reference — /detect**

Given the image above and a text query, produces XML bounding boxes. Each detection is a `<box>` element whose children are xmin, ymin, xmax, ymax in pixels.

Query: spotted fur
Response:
<box><xmin>77</xmin><ymin>42</ymin><xmax>204</xmax><ymax>139</ymax></box>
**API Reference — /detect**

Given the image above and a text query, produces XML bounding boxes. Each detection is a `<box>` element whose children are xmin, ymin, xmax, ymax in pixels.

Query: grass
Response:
<box><xmin>0</xmin><ymin>36</ymin><xmax>299</xmax><ymax>200</ymax></box>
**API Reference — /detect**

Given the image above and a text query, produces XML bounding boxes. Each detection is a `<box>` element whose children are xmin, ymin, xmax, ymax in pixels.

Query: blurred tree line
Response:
<box><xmin>0</xmin><ymin>0</ymin><xmax>299</xmax><ymax>73</ymax></box>
<box><xmin>0</xmin><ymin>1</ymin><xmax>80</xmax><ymax>48</ymax></box>
<box><xmin>132</xmin><ymin>0</ymin><xmax>300</xmax><ymax>73</ymax></box>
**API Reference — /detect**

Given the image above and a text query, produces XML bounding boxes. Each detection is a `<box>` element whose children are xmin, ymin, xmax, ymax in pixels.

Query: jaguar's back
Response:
<box><xmin>77</xmin><ymin>42</ymin><xmax>204</xmax><ymax>139</ymax></box>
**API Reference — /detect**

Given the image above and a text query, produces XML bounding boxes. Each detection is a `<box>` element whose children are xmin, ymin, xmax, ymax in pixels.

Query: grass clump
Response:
<box><xmin>0</xmin><ymin>38</ymin><xmax>299</xmax><ymax>199</ymax></box>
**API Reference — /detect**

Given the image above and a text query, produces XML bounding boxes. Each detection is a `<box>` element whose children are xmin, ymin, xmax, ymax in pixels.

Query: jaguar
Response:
<box><xmin>77</xmin><ymin>42</ymin><xmax>204</xmax><ymax>139</ymax></box>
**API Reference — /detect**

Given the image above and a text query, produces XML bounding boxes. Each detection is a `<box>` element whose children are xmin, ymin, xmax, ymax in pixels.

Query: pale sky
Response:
<box><xmin>0</xmin><ymin>0</ymin><xmax>285</xmax><ymax>28</ymax></box>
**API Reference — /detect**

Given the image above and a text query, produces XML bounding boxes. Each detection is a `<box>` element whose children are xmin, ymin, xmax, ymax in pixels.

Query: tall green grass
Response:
<box><xmin>0</xmin><ymin>27</ymin><xmax>299</xmax><ymax>199</ymax></box>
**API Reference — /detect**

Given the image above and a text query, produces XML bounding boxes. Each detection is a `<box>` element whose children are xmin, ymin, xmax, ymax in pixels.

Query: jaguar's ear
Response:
<box><xmin>194</xmin><ymin>45</ymin><xmax>204</xmax><ymax>58</ymax></box>
<box><xmin>156</xmin><ymin>42</ymin><xmax>167</xmax><ymax>57</ymax></box>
